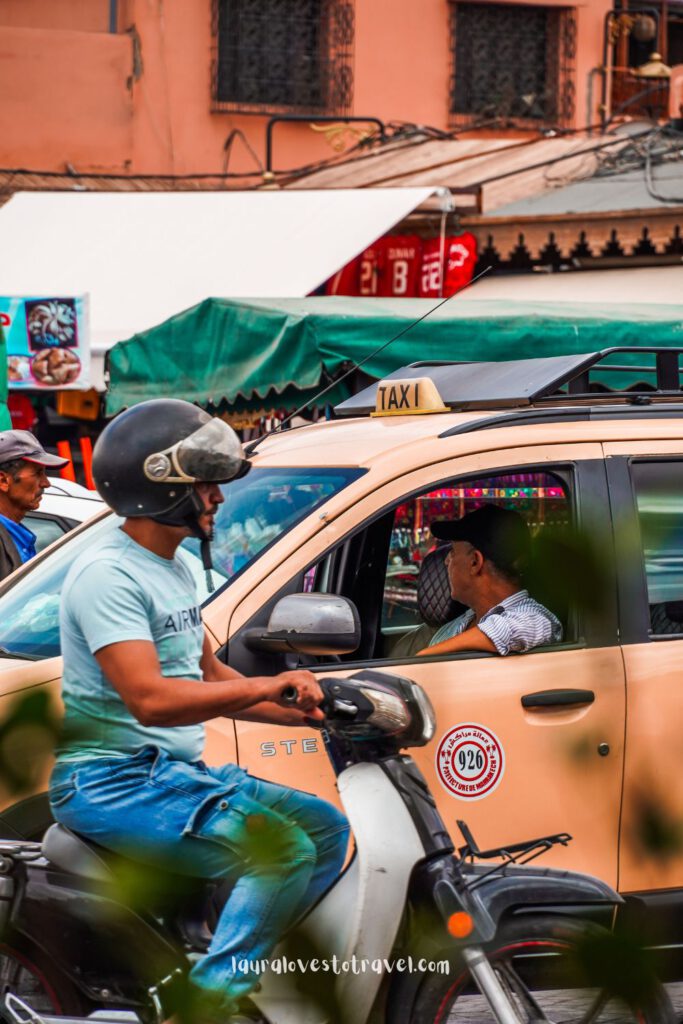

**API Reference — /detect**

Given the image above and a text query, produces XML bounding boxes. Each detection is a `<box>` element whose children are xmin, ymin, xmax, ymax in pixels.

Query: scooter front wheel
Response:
<box><xmin>408</xmin><ymin>914</ymin><xmax>675</xmax><ymax>1024</ymax></box>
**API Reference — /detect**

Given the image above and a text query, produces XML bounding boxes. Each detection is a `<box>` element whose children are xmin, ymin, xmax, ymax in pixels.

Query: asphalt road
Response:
<box><xmin>436</xmin><ymin>981</ymin><xmax>683</xmax><ymax>1021</ymax></box>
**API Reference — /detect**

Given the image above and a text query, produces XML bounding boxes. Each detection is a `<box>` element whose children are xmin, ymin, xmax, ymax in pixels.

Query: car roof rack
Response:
<box><xmin>439</xmin><ymin>402</ymin><xmax>683</xmax><ymax>439</ymax></box>
<box><xmin>334</xmin><ymin>347</ymin><xmax>683</xmax><ymax>416</ymax></box>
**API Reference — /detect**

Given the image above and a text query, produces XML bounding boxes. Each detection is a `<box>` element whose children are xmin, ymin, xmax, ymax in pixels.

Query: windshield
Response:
<box><xmin>0</xmin><ymin>466</ymin><xmax>363</xmax><ymax>660</ymax></box>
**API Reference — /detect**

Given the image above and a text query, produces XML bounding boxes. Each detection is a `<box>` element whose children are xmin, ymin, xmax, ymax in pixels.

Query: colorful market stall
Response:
<box><xmin>0</xmin><ymin>188</ymin><xmax>442</xmax><ymax>393</ymax></box>
<box><xmin>0</xmin><ymin>187</ymin><xmax>446</xmax><ymax>441</ymax></box>
<box><xmin>106</xmin><ymin>296</ymin><xmax>683</xmax><ymax>419</ymax></box>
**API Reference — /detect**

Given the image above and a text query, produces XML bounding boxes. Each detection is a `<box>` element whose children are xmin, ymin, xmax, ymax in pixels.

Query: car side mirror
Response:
<box><xmin>243</xmin><ymin>594</ymin><xmax>361</xmax><ymax>656</ymax></box>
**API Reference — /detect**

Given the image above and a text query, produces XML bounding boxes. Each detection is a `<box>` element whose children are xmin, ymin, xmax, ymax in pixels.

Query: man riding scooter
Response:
<box><xmin>48</xmin><ymin>400</ymin><xmax>349</xmax><ymax>1023</ymax></box>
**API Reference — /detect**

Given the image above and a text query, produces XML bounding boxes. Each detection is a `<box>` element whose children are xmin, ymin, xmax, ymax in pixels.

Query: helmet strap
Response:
<box><xmin>152</xmin><ymin>489</ymin><xmax>215</xmax><ymax>592</ymax></box>
<box><xmin>201</xmin><ymin>537</ymin><xmax>215</xmax><ymax>595</ymax></box>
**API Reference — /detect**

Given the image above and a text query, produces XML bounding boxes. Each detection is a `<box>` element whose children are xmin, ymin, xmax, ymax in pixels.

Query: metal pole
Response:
<box><xmin>438</xmin><ymin>208</ymin><xmax>447</xmax><ymax>298</ymax></box>
<box><xmin>109</xmin><ymin>0</ymin><xmax>118</xmax><ymax>33</ymax></box>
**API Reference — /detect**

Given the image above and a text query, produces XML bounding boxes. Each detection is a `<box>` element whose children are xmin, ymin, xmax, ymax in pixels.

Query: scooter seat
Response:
<box><xmin>42</xmin><ymin>824</ymin><xmax>221</xmax><ymax>952</ymax></box>
<box><xmin>42</xmin><ymin>823</ymin><xmax>114</xmax><ymax>882</ymax></box>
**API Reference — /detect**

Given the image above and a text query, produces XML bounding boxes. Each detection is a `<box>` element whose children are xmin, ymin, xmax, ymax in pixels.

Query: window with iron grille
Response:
<box><xmin>449</xmin><ymin>2</ymin><xmax>576</xmax><ymax>127</ymax></box>
<box><xmin>212</xmin><ymin>0</ymin><xmax>354</xmax><ymax>114</ymax></box>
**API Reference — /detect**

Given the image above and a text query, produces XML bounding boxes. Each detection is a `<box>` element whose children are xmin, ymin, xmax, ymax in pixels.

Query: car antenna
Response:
<box><xmin>244</xmin><ymin>264</ymin><xmax>492</xmax><ymax>457</ymax></box>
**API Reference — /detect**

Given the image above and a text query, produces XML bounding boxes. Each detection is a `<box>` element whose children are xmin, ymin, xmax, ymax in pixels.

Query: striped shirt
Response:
<box><xmin>429</xmin><ymin>589</ymin><xmax>563</xmax><ymax>656</ymax></box>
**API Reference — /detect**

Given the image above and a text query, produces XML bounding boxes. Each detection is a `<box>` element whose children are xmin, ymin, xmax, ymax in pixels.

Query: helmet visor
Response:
<box><xmin>175</xmin><ymin>418</ymin><xmax>247</xmax><ymax>483</ymax></box>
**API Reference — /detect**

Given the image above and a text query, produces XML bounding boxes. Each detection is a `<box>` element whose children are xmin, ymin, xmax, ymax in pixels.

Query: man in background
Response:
<box><xmin>0</xmin><ymin>429</ymin><xmax>68</xmax><ymax>580</ymax></box>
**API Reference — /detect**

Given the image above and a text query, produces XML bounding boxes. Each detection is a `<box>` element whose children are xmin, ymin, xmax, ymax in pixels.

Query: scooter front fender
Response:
<box><xmin>410</xmin><ymin>855</ymin><xmax>621</xmax><ymax>945</ymax></box>
<box><xmin>384</xmin><ymin>857</ymin><xmax>621</xmax><ymax>1023</ymax></box>
<box><xmin>465</xmin><ymin>861</ymin><xmax>622</xmax><ymax>929</ymax></box>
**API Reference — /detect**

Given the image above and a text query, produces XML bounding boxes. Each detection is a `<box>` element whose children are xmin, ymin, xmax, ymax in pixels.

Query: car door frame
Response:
<box><xmin>603</xmin><ymin>454</ymin><xmax>651</xmax><ymax>646</ymax></box>
<box><xmin>333</xmin><ymin>455</ymin><xmax>617</xmax><ymax>665</ymax></box>
<box><xmin>226</xmin><ymin>451</ymin><xmax>619</xmax><ymax>676</ymax></box>
<box><xmin>605</xmin><ymin>448</ymin><xmax>683</xmax><ymax>954</ymax></box>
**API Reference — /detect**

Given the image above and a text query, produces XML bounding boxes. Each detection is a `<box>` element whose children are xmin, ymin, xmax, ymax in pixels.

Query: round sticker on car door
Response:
<box><xmin>436</xmin><ymin>723</ymin><xmax>505</xmax><ymax>800</ymax></box>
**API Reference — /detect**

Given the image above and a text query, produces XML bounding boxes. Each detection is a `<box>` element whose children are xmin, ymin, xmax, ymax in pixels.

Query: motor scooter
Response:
<box><xmin>0</xmin><ymin>670</ymin><xmax>674</xmax><ymax>1024</ymax></box>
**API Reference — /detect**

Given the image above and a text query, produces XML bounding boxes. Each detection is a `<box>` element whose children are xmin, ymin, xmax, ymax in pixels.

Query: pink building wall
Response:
<box><xmin>0</xmin><ymin>0</ymin><xmax>615</xmax><ymax>178</ymax></box>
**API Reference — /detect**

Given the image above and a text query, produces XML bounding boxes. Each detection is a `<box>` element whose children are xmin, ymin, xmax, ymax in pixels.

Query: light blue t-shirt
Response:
<box><xmin>57</xmin><ymin>528</ymin><xmax>205</xmax><ymax>763</ymax></box>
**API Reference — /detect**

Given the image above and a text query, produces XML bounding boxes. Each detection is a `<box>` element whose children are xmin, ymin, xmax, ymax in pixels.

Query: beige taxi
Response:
<box><xmin>0</xmin><ymin>346</ymin><xmax>682</xmax><ymax>961</ymax></box>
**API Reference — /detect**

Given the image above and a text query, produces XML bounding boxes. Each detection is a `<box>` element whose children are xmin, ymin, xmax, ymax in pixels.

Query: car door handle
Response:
<box><xmin>521</xmin><ymin>689</ymin><xmax>595</xmax><ymax>709</ymax></box>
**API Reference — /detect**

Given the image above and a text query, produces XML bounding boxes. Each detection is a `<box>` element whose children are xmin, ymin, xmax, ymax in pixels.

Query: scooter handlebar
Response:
<box><xmin>279</xmin><ymin>682</ymin><xmax>340</xmax><ymax>718</ymax></box>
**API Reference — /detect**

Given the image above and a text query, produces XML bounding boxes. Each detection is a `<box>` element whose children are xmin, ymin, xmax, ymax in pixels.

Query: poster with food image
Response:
<box><xmin>26</xmin><ymin>297</ymin><xmax>78</xmax><ymax>350</ymax></box>
<box><xmin>1</xmin><ymin>295</ymin><xmax>89</xmax><ymax>390</ymax></box>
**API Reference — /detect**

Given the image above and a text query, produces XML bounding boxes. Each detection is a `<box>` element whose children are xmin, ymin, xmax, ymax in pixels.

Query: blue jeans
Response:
<box><xmin>49</xmin><ymin>746</ymin><xmax>349</xmax><ymax>1015</ymax></box>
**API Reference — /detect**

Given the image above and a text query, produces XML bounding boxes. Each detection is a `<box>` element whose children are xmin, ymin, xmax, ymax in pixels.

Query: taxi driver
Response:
<box><xmin>418</xmin><ymin>505</ymin><xmax>562</xmax><ymax>657</ymax></box>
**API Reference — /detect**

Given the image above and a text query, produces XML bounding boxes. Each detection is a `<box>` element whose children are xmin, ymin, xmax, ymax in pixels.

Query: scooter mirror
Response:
<box><xmin>244</xmin><ymin>593</ymin><xmax>361</xmax><ymax>656</ymax></box>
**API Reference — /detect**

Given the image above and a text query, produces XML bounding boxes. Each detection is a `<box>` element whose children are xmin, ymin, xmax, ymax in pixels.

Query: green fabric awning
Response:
<box><xmin>0</xmin><ymin>327</ymin><xmax>10</xmax><ymax>430</ymax></box>
<box><xmin>106</xmin><ymin>297</ymin><xmax>683</xmax><ymax>416</ymax></box>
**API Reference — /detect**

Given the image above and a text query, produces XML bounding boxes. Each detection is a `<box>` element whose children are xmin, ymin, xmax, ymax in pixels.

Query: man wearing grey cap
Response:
<box><xmin>0</xmin><ymin>430</ymin><xmax>69</xmax><ymax>581</ymax></box>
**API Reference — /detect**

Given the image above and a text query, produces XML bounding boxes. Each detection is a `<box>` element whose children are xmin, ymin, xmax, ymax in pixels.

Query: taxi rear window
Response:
<box><xmin>0</xmin><ymin>467</ymin><xmax>364</xmax><ymax>660</ymax></box>
<box><xmin>632</xmin><ymin>460</ymin><xmax>683</xmax><ymax>635</ymax></box>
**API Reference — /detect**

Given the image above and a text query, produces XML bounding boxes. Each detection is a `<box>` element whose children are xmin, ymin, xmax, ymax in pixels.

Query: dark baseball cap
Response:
<box><xmin>0</xmin><ymin>430</ymin><xmax>69</xmax><ymax>469</ymax></box>
<box><xmin>431</xmin><ymin>504</ymin><xmax>530</xmax><ymax>572</ymax></box>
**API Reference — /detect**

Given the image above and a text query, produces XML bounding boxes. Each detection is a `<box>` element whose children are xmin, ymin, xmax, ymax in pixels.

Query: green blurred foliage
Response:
<box><xmin>0</xmin><ymin>689</ymin><xmax>61</xmax><ymax>796</ymax></box>
<box><xmin>571</xmin><ymin>926</ymin><xmax>665</xmax><ymax>1011</ymax></box>
<box><xmin>629</xmin><ymin>790</ymin><xmax>683</xmax><ymax>862</ymax></box>
<box><xmin>526</xmin><ymin>523</ymin><xmax>613</xmax><ymax>621</ymax></box>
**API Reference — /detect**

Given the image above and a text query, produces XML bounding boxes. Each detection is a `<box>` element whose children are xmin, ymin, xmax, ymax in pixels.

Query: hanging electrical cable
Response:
<box><xmin>644</xmin><ymin>126</ymin><xmax>683</xmax><ymax>204</ymax></box>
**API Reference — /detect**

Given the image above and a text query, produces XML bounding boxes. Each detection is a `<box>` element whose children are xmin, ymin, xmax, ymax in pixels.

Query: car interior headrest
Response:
<box><xmin>664</xmin><ymin>600</ymin><xmax>683</xmax><ymax>623</ymax></box>
<box><xmin>417</xmin><ymin>544</ymin><xmax>467</xmax><ymax>627</ymax></box>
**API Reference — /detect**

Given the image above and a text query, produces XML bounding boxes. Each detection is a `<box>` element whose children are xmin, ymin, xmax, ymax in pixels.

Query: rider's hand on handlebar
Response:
<box><xmin>275</xmin><ymin>670</ymin><xmax>325</xmax><ymax>722</ymax></box>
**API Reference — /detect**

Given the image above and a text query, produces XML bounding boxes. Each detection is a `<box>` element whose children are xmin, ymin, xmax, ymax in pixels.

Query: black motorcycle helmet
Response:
<box><xmin>93</xmin><ymin>399</ymin><xmax>249</xmax><ymax>587</ymax></box>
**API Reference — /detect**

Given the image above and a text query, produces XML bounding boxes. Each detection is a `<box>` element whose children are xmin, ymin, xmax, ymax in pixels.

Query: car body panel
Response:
<box><xmin>236</xmin><ymin>646</ymin><xmax>626</xmax><ymax>884</ymax></box>
<box><xmin>39</xmin><ymin>479</ymin><xmax>103</xmax><ymax>522</ymax></box>
<box><xmin>0</xmin><ymin>657</ymin><xmax>62</xmax><ymax>696</ymax></box>
<box><xmin>618</xmin><ymin>641</ymin><xmax>683</xmax><ymax>894</ymax></box>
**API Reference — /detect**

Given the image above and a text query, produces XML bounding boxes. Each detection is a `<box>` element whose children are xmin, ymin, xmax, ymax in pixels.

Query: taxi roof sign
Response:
<box><xmin>371</xmin><ymin>377</ymin><xmax>449</xmax><ymax>417</ymax></box>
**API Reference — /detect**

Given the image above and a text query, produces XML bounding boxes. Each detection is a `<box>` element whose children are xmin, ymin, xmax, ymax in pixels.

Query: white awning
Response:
<box><xmin>459</xmin><ymin>266</ymin><xmax>683</xmax><ymax>304</ymax></box>
<box><xmin>0</xmin><ymin>187</ymin><xmax>440</xmax><ymax>389</ymax></box>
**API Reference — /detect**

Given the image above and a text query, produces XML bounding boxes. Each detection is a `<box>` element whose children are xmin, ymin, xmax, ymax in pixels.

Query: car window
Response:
<box><xmin>381</xmin><ymin>470</ymin><xmax>571</xmax><ymax>638</ymax></box>
<box><xmin>304</xmin><ymin>467</ymin><xmax>574</xmax><ymax>664</ymax></box>
<box><xmin>0</xmin><ymin>515</ymin><xmax>120</xmax><ymax>660</ymax></box>
<box><xmin>0</xmin><ymin>467</ymin><xmax>364</xmax><ymax>660</ymax></box>
<box><xmin>182</xmin><ymin>468</ymin><xmax>364</xmax><ymax>592</ymax></box>
<box><xmin>24</xmin><ymin>514</ymin><xmax>71</xmax><ymax>553</ymax></box>
<box><xmin>631</xmin><ymin>461</ymin><xmax>683</xmax><ymax>637</ymax></box>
